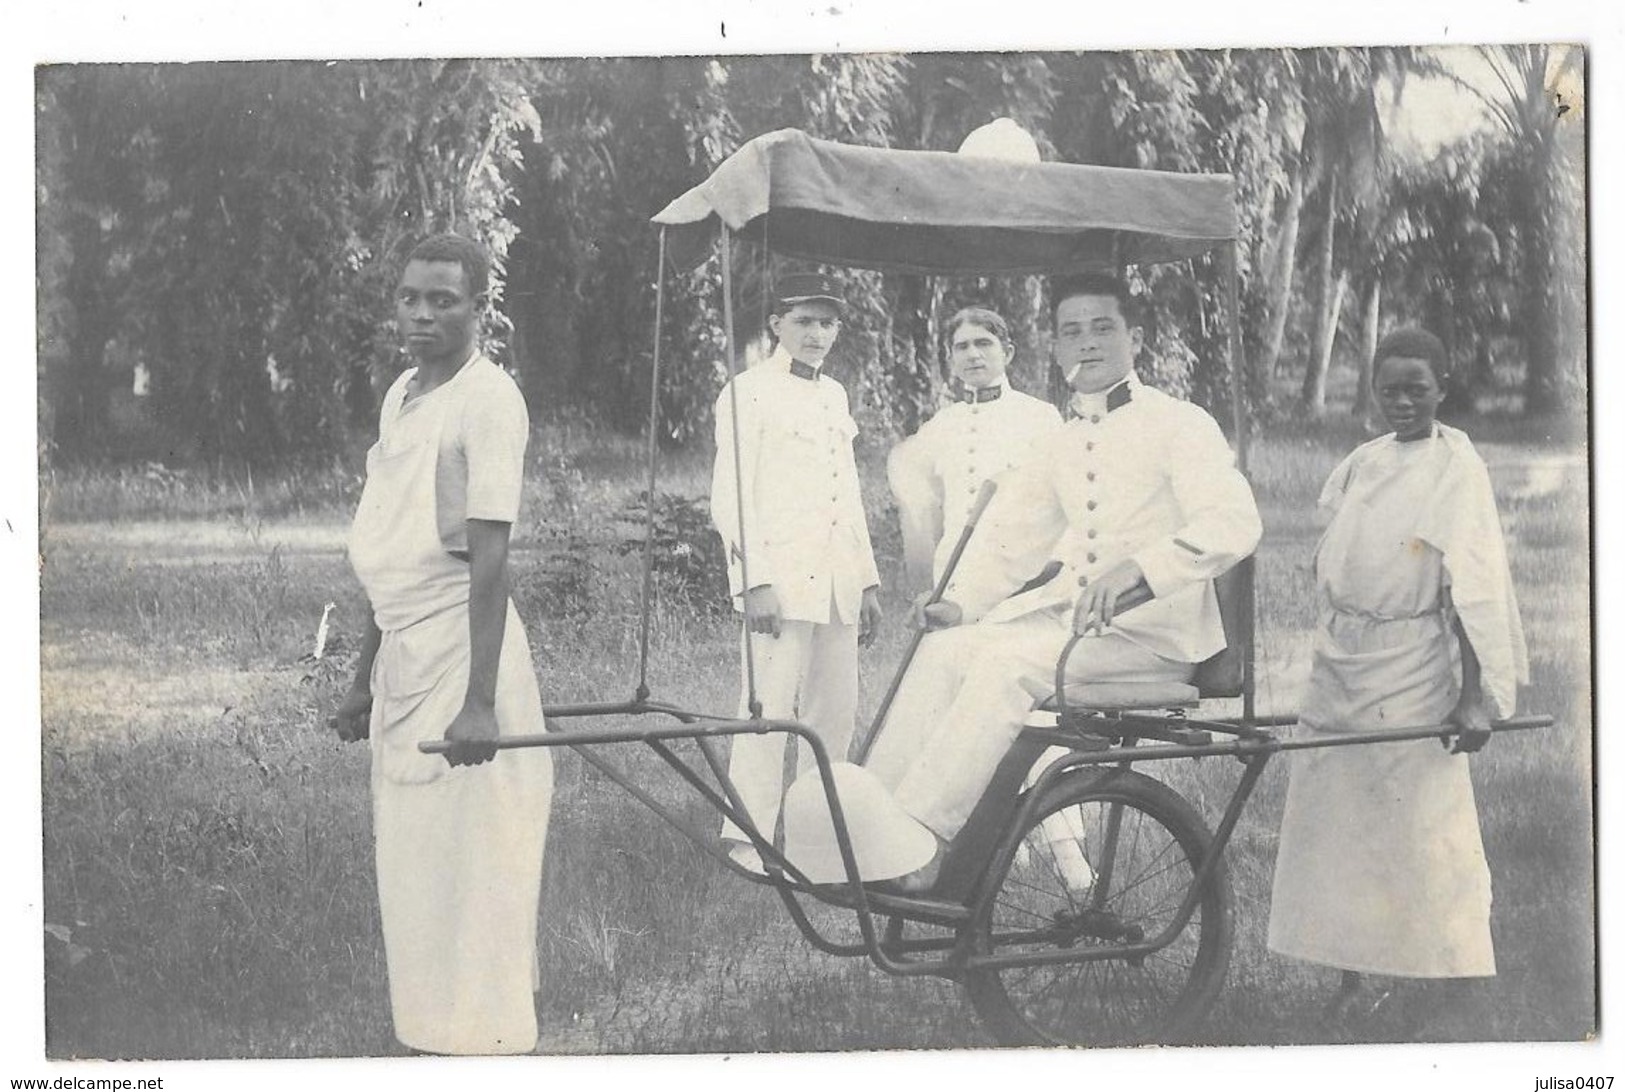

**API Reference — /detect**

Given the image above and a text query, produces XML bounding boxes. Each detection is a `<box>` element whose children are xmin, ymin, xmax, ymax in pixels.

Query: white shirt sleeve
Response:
<box><xmin>842</xmin><ymin>386</ymin><xmax>881</xmax><ymax>593</ymax></box>
<box><xmin>461</xmin><ymin>377</ymin><xmax>529</xmax><ymax>524</ymax></box>
<box><xmin>1129</xmin><ymin>405</ymin><xmax>1262</xmax><ymax>599</ymax></box>
<box><xmin>888</xmin><ymin>423</ymin><xmax>944</xmax><ymax>592</ymax></box>
<box><xmin>711</xmin><ymin>379</ymin><xmax>773</xmax><ymax>593</ymax></box>
<box><xmin>1416</xmin><ymin>431</ymin><xmax>1529</xmax><ymax>719</ymax></box>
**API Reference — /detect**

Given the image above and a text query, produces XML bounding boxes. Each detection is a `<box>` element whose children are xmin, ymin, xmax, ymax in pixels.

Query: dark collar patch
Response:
<box><xmin>1106</xmin><ymin>380</ymin><xmax>1133</xmax><ymax>412</ymax></box>
<box><xmin>958</xmin><ymin>385</ymin><xmax>1003</xmax><ymax>404</ymax></box>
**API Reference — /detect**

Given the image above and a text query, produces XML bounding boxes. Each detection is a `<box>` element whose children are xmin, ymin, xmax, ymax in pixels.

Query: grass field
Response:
<box><xmin>37</xmin><ymin>418</ymin><xmax>1594</xmax><ymax>1058</ymax></box>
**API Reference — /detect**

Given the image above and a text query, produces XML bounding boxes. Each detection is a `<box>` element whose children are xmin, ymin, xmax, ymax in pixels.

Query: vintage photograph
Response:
<box><xmin>28</xmin><ymin>21</ymin><xmax>1594</xmax><ymax>1074</ymax></box>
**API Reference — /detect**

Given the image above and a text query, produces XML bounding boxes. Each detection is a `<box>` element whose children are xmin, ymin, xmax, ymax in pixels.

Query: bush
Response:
<box><xmin>612</xmin><ymin>491</ymin><xmax>731</xmax><ymax>616</ymax></box>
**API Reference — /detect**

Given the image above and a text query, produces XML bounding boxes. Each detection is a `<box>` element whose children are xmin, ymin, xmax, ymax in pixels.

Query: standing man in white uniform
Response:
<box><xmin>332</xmin><ymin>233</ymin><xmax>553</xmax><ymax>1055</ymax></box>
<box><xmin>865</xmin><ymin>273</ymin><xmax>1261</xmax><ymax>893</ymax></box>
<box><xmin>710</xmin><ymin>273</ymin><xmax>883</xmax><ymax>871</ymax></box>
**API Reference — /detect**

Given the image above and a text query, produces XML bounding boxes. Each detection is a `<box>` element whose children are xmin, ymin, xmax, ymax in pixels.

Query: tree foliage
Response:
<box><xmin>37</xmin><ymin>48</ymin><xmax>1585</xmax><ymax>466</ymax></box>
<box><xmin>37</xmin><ymin>60</ymin><xmax>542</xmax><ymax>463</ymax></box>
<box><xmin>1445</xmin><ymin>45</ymin><xmax>1585</xmax><ymax>413</ymax></box>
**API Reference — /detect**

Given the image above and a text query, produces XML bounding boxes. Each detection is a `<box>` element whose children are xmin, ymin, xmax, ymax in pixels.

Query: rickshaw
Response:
<box><xmin>423</xmin><ymin>128</ymin><xmax>1550</xmax><ymax>1048</ymax></box>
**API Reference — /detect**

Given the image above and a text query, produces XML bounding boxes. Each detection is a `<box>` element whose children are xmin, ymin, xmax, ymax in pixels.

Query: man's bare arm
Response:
<box><xmin>332</xmin><ymin>612</ymin><xmax>381</xmax><ymax>742</ymax></box>
<box><xmin>442</xmin><ymin>518</ymin><xmax>512</xmax><ymax>766</ymax></box>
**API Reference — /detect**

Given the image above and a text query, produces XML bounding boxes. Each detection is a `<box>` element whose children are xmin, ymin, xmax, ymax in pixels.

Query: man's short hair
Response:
<box><xmin>405</xmin><ymin>233</ymin><xmax>491</xmax><ymax>298</ymax></box>
<box><xmin>1373</xmin><ymin>327</ymin><xmax>1452</xmax><ymax>385</ymax></box>
<box><xmin>1051</xmin><ymin>271</ymin><xmax>1137</xmax><ymax>325</ymax></box>
<box><xmin>946</xmin><ymin>307</ymin><xmax>1013</xmax><ymax>348</ymax></box>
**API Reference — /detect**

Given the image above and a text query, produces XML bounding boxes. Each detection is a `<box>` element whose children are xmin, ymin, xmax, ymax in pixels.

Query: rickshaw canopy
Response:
<box><xmin>652</xmin><ymin>128</ymin><xmax>1239</xmax><ymax>275</ymax></box>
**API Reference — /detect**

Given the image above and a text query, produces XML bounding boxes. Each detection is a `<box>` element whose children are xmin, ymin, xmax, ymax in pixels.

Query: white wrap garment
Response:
<box><xmin>1267</xmin><ymin>424</ymin><xmax>1528</xmax><ymax>978</ymax></box>
<box><xmin>347</xmin><ymin>354</ymin><xmax>553</xmax><ymax>1054</ymax></box>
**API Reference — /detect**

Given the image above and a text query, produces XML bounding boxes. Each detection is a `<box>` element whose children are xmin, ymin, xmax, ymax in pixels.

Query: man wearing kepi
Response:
<box><xmin>331</xmin><ymin>233</ymin><xmax>552</xmax><ymax>1054</ymax></box>
<box><xmin>710</xmin><ymin>272</ymin><xmax>883</xmax><ymax>873</ymax></box>
<box><xmin>866</xmin><ymin>272</ymin><xmax>1261</xmax><ymax>893</ymax></box>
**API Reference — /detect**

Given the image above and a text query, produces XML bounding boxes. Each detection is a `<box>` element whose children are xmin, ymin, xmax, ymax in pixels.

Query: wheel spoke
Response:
<box><xmin>992</xmin><ymin>894</ymin><xmax>1056</xmax><ymax>923</ymax></box>
<box><xmin>964</xmin><ymin>777</ymin><xmax>1231</xmax><ymax>1048</ymax></box>
<box><xmin>1002</xmin><ymin>872</ymin><xmax>1066</xmax><ymax>901</ymax></box>
<box><xmin>1105</xmin><ymin>848</ymin><xmax>1193</xmax><ymax>903</ymax></box>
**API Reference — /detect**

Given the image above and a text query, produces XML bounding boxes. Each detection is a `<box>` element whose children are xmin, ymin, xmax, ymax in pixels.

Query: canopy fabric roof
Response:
<box><xmin>652</xmin><ymin>129</ymin><xmax>1237</xmax><ymax>275</ymax></box>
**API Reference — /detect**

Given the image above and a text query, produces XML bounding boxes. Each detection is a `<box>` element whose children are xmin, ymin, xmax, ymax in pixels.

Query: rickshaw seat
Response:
<box><xmin>1033</xmin><ymin>556</ymin><xmax>1255</xmax><ymax>713</ymax></box>
<box><xmin>1191</xmin><ymin>557</ymin><xmax>1253</xmax><ymax>700</ymax></box>
<box><xmin>1036</xmin><ymin>681</ymin><xmax>1199</xmax><ymax>713</ymax></box>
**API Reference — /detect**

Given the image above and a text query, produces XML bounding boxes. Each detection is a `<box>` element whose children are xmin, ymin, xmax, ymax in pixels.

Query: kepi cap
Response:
<box><xmin>774</xmin><ymin>272</ymin><xmax>846</xmax><ymax>312</ymax></box>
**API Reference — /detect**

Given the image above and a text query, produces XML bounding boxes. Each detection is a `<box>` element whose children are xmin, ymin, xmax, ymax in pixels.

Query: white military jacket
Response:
<box><xmin>887</xmin><ymin>383</ymin><xmax>1063</xmax><ymax>587</ymax></box>
<box><xmin>710</xmin><ymin>346</ymin><xmax>881</xmax><ymax>625</ymax></box>
<box><xmin>946</xmin><ymin>372</ymin><xmax>1262</xmax><ymax>664</ymax></box>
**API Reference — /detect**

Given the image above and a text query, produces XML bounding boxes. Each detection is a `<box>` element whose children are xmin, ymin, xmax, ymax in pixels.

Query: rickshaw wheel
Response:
<box><xmin>961</xmin><ymin>768</ymin><xmax>1233</xmax><ymax>1047</ymax></box>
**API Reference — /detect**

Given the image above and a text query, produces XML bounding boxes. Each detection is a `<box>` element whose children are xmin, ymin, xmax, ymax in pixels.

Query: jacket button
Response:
<box><xmin>1086</xmin><ymin>471</ymin><xmax>1096</xmax><ymax>481</ymax></box>
<box><xmin>1086</xmin><ymin>500</ymin><xmax>1097</xmax><ymax>511</ymax></box>
<box><xmin>1087</xmin><ymin>552</ymin><xmax>1098</xmax><ymax>564</ymax></box>
<box><xmin>1085</xmin><ymin>441</ymin><xmax>1095</xmax><ymax>452</ymax></box>
<box><xmin>1087</xmin><ymin>529</ymin><xmax>1098</xmax><ymax>539</ymax></box>
<box><xmin>1090</xmin><ymin>414</ymin><xmax>1101</xmax><ymax>424</ymax></box>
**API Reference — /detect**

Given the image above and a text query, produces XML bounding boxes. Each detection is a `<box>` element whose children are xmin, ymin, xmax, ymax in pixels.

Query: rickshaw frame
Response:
<box><xmin>421</xmin><ymin>127</ymin><xmax>1552</xmax><ymax>1046</ymax></box>
<box><xmin>436</xmin><ymin>699</ymin><xmax>1548</xmax><ymax>988</ymax></box>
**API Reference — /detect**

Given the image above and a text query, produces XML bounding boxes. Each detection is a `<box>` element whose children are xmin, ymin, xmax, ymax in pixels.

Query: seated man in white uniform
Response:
<box><xmin>865</xmin><ymin>272</ymin><xmax>1262</xmax><ymax>893</ymax></box>
<box><xmin>887</xmin><ymin>306</ymin><xmax>1062</xmax><ymax>594</ymax></box>
<box><xmin>887</xmin><ymin>306</ymin><xmax>1097</xmax><ymax>888</ymax></box>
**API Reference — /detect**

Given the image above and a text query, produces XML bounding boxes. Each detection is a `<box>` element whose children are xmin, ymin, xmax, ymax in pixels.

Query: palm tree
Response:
<box><xmin>1440</xmin><ymin>45</ymin><xmax>1584</xmax><ymax>414</ymax></box>
<box><xmin>1292</xmin><ymin>47</ymin><xmax>1434</xmax><ymax>416</ymax></box>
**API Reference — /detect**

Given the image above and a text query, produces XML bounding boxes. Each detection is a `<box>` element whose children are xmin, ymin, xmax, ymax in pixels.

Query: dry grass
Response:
<box><xmin>37</xmin><ymin>420</ymin><xmax>1594</xmax><ymax>1057</ymax></box>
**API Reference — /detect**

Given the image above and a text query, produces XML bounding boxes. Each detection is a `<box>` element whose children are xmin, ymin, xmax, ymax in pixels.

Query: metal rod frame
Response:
<box><xmin>422</xmin><ymin>697</ymin><xmax>1552</xmax><ymax>981</ymax></box>
<box><xmin>634</xmin><ymin>228</ymin><xmax>668</xmax><ymax>702</ymax></box>
<box><xmin>718</xmin><ymin>225</ymin><xmax>761</xmax><ymax>718</ymax></box>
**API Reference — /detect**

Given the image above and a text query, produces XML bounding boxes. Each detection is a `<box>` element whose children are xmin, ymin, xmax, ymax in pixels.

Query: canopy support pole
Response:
<box><xmin>1223</xmin><ymin>241</ymin><xmax>1251</xmax><ymax>476</ymax></box>
<box><xmin>634</xmin><ymin>227</ymin><xmax>669</xmax><ymax>703</ymax></box>
<box><xmin>720</xmin><ymin>225</ymin><xmax>762</xmax><ymax>718</ymax></box>
<box><xmin>1222</xmin><ymin>240</ymin><xmax>1256</xmax><ymax>723</ymax></box>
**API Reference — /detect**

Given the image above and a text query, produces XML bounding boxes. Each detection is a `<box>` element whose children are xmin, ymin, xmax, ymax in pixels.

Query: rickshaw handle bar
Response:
<box><xmin>1054</xmin><ymin>579</ymin><xmax>1155</xmax><ymax>711</ymax></box>
<box><xmin>1023</xmin><ymin>713</ymin><xmax>1554</xmax><ymax>766</ymax></box>
<box><xmin>418</xmin><ymin>713</ymin><xmax>815</xmax><ymax>753</ymax></box>
<box><xmin>417</xmin><ymin>712</ymin><xmax>895</xmax><ymax>936</ymax></box>
<box><xmin>415</xmin><ymin>710</ymin><xmax>942</xmax><ymax>962</ymax></box>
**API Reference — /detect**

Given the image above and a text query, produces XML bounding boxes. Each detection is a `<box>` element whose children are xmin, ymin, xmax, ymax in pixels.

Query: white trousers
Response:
<box><xmin>866</xmin><ymin>609</ymin><xmax>1192</xmax><ymax>839</ymax></box>
<box><xmin>722</xmin><ymin>618</ymin><xmax>859</xmax><ymax>844</ymax></box>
